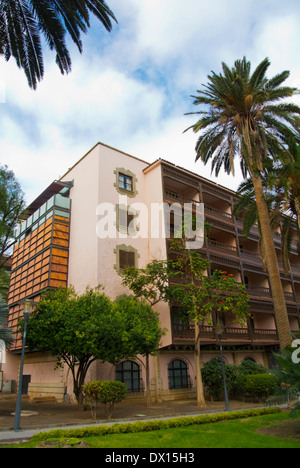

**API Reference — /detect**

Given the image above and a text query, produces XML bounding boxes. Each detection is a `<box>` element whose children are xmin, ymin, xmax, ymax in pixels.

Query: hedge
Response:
<box><xmin>31</xmin><ymin>407</ymin><xmax>280</xmax><ymax>442</ymax></box>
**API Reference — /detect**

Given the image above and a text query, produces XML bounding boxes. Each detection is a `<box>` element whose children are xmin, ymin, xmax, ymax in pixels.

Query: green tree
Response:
<box><xmin>26</xmin><ymin>287</ymin><xmax>125</xmax><ymax>410</ymax></box>
<box><xmin>268</xmin><ymin>137</ymin><xmax>300</xmax><ymax>232</ymax></box>
<box><xmin>121</xmin><ymin>225</ymin><xmax>249</xmax><ymax>408</ymax></box>
<box><xmin>234</xmin><ymin>171</ymin><xmax>299</xmax><ymax>275</ymax></box>
<box><xmin>83</xmin><ymin>380</ymin><xmax>127</xmax><ymax>419</ymax></box>
<box><xmin>0</xmin><ymin>0</ymin><xmax>117</xmax><ymax>89</ymax></box>
<box><xmin>114</xmin><ymin>295</ymin><xmax>167</xmax><ymax>406</ymax></box>
<box><xmin>120</xmin><ymin>260</ymin><xmax>171</xmax><ymax>307</ymax></box>
<box><xmin>0</xmin><ymin>165</ymin><xmax>25</xmax><ymax>269</ymax></box>
<box><xmin>0</xmin><ymin>297</ymin><xmax>14</xmax><ymax>350</ymax></box>
<box><xmin>270</xmin><ymin>336</ymin><xmax>300</xmax><ymax>417</ymax></box>
<box><xmin>185</xmin><ymin>57</ymin><xmax>300</xmax><ymax>349</ymax></box>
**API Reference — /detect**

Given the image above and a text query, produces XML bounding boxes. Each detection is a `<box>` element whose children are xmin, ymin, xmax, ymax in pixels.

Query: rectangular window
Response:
<box><xmin>118</xmin><ymin>173</ymin><xmax>133</xmax><ymax>192</ymax></box>
<box><xmin>119</xmin><ymin>208</ymin><xmax>135</xmax><ymax>233</ymax></box>
<box><xmin>119</xmin><ymin>250</ymin><xmax>135</xmax><ymax>270</ymax></box>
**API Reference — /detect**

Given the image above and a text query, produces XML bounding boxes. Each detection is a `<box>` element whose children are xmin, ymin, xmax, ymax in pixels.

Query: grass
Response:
<box><xmin>3</xmin><ymin>412</ymin><xmax>300</xmax><ymax>448</ymax></box>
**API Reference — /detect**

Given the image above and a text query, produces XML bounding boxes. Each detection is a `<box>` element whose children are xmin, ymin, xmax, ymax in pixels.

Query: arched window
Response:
<box><xmin>116</xmin><ymin>361</ymin><xmax>142</xmax><ymax>392</ymax></box>
<box><xmin>168</xmin><ymin>359</ymin><xmax>190</xmax><ymax>389</ymax></box>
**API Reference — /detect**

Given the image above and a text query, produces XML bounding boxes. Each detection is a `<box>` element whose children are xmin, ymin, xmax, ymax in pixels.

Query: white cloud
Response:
<box><xmin>0</xmin><ymin>0</ymin><xmax>300</xmax><ymax>205</ymax></box>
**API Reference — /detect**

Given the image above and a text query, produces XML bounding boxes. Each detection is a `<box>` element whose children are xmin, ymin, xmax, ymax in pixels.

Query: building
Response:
<box><xmin>3</xmin><ymin>142</ymin><xmax>300</xmax><ymax>403</ymax></box>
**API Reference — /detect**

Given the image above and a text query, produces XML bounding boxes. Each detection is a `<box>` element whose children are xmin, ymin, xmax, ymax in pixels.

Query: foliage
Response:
<box><xmin>173</xmin><ymin>269</ymin><xmax>249</xmax><ymax>327</ymax></box>
<box><xmin>0</xmin><ymin>165</ymin><xmax>25</xmax><ymax>268</ymax></box>
<box><xmin>26</xmin><ymin>287</ymin><xmax>125</xmax><ymax>408</ymax></box>
<box><xmin>114</xmin><ymin>295</ymin><xmax>167</xmax><ymax>358</ymax></box>
<box><xmin>269</xmin><ymin>339</ymin><xmax>300</xmax><ymax>417</ymax></box>
<box><xmin>242</xmin><ymin>374</ymin><xmax>278</xmax><ymax>401</ymax></box>
<box><xmin>202</xmin><ymin>358</ymin><xmax>269</xmax><ymax>401</ymax></box>
<box><xmin>30</xmin><ymin>407</ymin><xmax>280</xmax><ymax>442</ymax></box>
<box><xmin>0</xmin><ymin>0</ymin><xmax>117</xmax><ymax>89</ymax></box>
<box><xmin>83</xmin><ymin>380</ymin><xmax>127</xmax><ymax>419</ymax></box>
<box><xmin>25</xmin><ymin>287</ymin><xmax>166</xmax><ymax>410</ymax></box>
<box><xmin>185</xmin><ymin>56</ymin><xmax>300</xmax><ymax>349</ymax></box>
<box><xmin>238</xmin><ymin>359</ymin><xmax>269</xmax><ymax>376</ymax></box>
<box><xmin>185</xmin><ymin>56</ymin><xmax>300</xmax><ymax>178</ymax></box>
<box><xmin>0</xmin><ymin>268</ymin><xmax>10</xmax><ymax>302</ymax></box>
<box><xmin>202</xmin><ymin>358</ymin><xmax>239</xmax><ymax>401</ymax></box>
<box><xmin>0</xmin><ymin>297</ymin><xmax>14</xmax><ymax>349</ymax></box>
<box><xmin>121</xmin><ymin>224</ymin><xmax>249</xmax><ymax>408</ymax></box>
<box><xmin>120</xmin><ymin>260</ymin><xmax>172</xmax><ymax>306</ymax></box>
<box><xmin>234</xmin><ymin>155</ymin><xmax>300</xmax><ymax>274</ymax></box>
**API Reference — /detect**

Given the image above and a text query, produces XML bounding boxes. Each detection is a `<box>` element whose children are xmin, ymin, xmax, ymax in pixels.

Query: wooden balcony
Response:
<box><xmin>172</xmin><ymin>323</ymin><xmax>279</xmax><ymax>344</ymax></box>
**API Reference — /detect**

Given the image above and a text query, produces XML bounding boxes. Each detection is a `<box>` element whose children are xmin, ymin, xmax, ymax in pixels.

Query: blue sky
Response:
<box><xmin>0</xmin><ymin>0</ymin><xmax>300</xmax><ymax>205</ymax></box>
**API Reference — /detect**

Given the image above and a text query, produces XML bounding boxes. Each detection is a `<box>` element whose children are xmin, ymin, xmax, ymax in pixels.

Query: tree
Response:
<box><xmin>83</xmin><ymin>380</ymin><xmax>127</xmax><ymax>419</ymax></box>
<box><xmin>0</xmin><ymin>0</ymin><xmax>117</xmax><ymax>89</ymax></box>
<box><xmin>234</xmin><ymin>171</ymin><xmax>300</xmax><ymax>275</ymax></box>
<box><xmin>0</xmin><ymin>297</ymin><xmax>14</xmax><ymax>350</ymax></box>
<box><xmin>185</xmin><ymin>57</ymin><xmax>300</xmax><ymax>349</ymax></box>
<box><xmin>268</xmin><ymin>137</ymin><xmax>300</xmax><ymax>232</ymax></box>
<box><xmin>171</xmin><ymin>258</ymin><xmax>249</xmax><ymax>407</ymax></box>
<box><xmin>270</xmin><ymin>336</ymin><xmax>300</xmax><ymax>417</ymax></box>
<box><xmin>26</xmin><ymin>287</ymin><xmax>126</xmax><ymax>410</ymax></box>
<box><xmin>120</xmin><ymin>260</ymin><xmax>171</xmax><ymax>307</ymax></box>
<box><xmin>0</xmin><ymin>165</ymin><xmax>25</xmax><ymax>269</ymax></box>
<box><xmin>114</xmin><ymin>295</ymin><xmax>167</xmax><ymax>406</ymax></box>
<box><xmin>121</xmin><ymin>226</ymin><xmax>249</xmax><ymax>408</ymax></box>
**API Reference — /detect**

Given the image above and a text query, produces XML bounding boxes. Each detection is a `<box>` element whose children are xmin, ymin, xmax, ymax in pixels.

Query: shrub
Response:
<box><xmin>31</xmin><ymin>407</ymin><xmax>280</xmax><ymax>443</ymax></box>
<box><xmin>202</xmin><ymin>358</ymin><xmax>239</xmax><ymax>401</ymax></box>
<box><xmin>243</xmin><ymin>374</ymin><xmax>278</xmax><ymax>401</ymax></box>
<box><xmin>83</xmin><ymin>380</ymin><xmax>127</xmax><ymax>419</ymax></box>
<box><xmin>238</xmin><ymin>360</ymin><xmax>268</xmax><ymax>376</ymax></box>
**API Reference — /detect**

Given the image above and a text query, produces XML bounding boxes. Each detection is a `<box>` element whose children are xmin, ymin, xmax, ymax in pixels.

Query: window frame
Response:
<box><xmin>114</xmin><ymin>168</ymin><xmax>138</xmax><ymax>198</ymax></box>
<box><xmin>116</xmin><ymin>360</ymin><xmax>143</xmax><ymax>393</ymax></box>
<box><xmin>116</xmin><ymin>204</ymin><xmax>138</xmax><ymax>236</ymax></box>
<box><xmin>168</xmin><ymin>359</ymin><xmax>190</xmax><ymax>390</ymax></box>
<box><xmin>114</xmin><ymin>244</ymin><xmax>139</xmax><ymax>272</ymax></box>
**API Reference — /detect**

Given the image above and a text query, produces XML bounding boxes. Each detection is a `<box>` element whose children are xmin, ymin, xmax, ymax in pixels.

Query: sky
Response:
<box><xmin>0</xmin><ymin>0</ymin><xmax>300</xmax><ymax>205</ymax></box>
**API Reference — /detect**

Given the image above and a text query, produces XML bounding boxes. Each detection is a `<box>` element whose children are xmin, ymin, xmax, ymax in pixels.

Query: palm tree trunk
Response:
<box><xmin>294</xmin><ymin>197</ymin><xmax>300</xmax><ymax>232</ymax></box>
<box><xmin>252</xmin><ymin>173</ymin><xmax>291</xmax><ymax>349</ymax></box>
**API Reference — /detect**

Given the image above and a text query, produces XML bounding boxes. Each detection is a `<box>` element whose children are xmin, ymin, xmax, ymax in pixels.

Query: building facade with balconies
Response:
<box><xmin>3</xmin><ymin>142</ymin><xmax>300</xmax><ymax>403</ymax></box>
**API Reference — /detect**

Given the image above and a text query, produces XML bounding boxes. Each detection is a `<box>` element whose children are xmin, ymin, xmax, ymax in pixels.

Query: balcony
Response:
<box><xmin>207</xmin><ymin>239</ymin><xmax>238</xmax><ymax>256</ymax></box>
<box><xmin>172</xmin><ymin>323</ymin><xmax>279</xmax><ymax>344</ymax></box>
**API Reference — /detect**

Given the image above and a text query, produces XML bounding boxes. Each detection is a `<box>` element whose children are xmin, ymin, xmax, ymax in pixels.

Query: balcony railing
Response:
<box><xmin>172</xmin><ymin>323</ymin><xmax>280</xmax><ymax>343</ymax></box>
<box><xmin>207</xmin><ymin>239</ymin><xmax>238</xmax><ymax>255</ymax></box>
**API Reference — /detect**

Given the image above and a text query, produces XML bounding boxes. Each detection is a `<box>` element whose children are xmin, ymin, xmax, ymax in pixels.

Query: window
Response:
<box><xmin>118</xmin><ymin>173</ymin><xmax>133</xmax><ymax>192</ymax></box>
<box><xmin>114</xmin><ymin>245</ymin><xmax>139</xmax><ymax>272</ymax></box>
<box><xmin>119</xmin><ymin>249</ymin><xmax>135</xmax><ymax>269</ymax></box>
<box><xmin>114</xmin><ymin>168</ymin><xmax>138</xmax><ymax>198</ymax></box>
<box><xmin>168</xmin><ymin>359</ymin><xmax>190</xmax><ymax>389</ymax></box>
<box><xmin>116</xmin><ymin>361</ymin><xmax>143</xmax><ymax>392</ymax></box>
<box><xmin>117</xmin><ymin>206</ymin><xmax>137</xmax><ymax>235</ymax></box>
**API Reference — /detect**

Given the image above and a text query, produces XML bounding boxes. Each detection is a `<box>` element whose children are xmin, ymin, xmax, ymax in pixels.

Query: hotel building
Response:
<box><xmin>3</xmin><ymin>142</ymin><xmax>300</xmax><ymax>402</ymax></box>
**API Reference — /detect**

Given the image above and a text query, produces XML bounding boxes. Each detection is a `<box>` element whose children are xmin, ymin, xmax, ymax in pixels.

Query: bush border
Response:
<box><xmin>31</xmin><ymin>407</ymin><xmax>280</xmax><ymax>442</ymax></box>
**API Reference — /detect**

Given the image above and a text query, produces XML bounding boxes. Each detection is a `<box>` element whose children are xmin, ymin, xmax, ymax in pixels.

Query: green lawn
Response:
<box><xmin>85</xmin><ymin>413</ymin><xmax>300</xmax><ymax>449</ymax></box>
<box><xmin>5</xmin><ymin>412</ymin><xmax>300</xmax><ymax>448</ymax></box>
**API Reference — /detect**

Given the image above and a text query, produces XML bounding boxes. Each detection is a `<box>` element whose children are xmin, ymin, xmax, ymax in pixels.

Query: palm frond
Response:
<box><xmin>0</xmin><ymin>0</ymin><xmax>117</xmax><ymax>89</ymax></box>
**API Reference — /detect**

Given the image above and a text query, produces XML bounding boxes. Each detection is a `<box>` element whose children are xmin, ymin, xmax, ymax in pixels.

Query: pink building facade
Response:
<box><xmin>3</xmin><ymin>142</ymin><xmax>300</xmax><ymax>403</ymax></box>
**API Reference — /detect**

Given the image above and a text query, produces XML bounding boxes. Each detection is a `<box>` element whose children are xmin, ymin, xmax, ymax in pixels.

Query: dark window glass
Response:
<box><xmin>116</xmin><ymin>361</ymin><xmax>141</xmax><ymax>392</ymax></box>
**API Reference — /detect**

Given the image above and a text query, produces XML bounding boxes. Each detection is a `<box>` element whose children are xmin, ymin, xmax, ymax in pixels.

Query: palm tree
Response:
<box><xmin>269</xmin><ymin>137</ymin><xmax>300</xmax><ymax>231</ymax></box>
<box><xmin>185</xmin><ymin>57</ymin><xmax>300</xmax><ymax>349</ymax></box>
<box><xmin>234</xmin><ymin>173</ymin><xmax>299</xmax><ymax>275</ymax></box>
<box><xmin>0</xmin><ymin>0</ymin><xmax>117</xmax><ymax>89</ymax></box>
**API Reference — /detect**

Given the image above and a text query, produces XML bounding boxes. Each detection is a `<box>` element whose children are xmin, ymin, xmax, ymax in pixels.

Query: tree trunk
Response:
<box><xmin>252</xmin><ymin>173</ymin><xmax>291</xmax><ymax>349</ymax></box>
<box><xmin>294</xmin><ymin>197</ymin><xmax>300</xmax><ymax>232</ymax></box>
<box><xmin>194</xmin><ymin>321</ymin><xmax>206</xmax><ymax>408</ymax></box>
<box><xmin>146</xmin><ymin>354</ymin><xmax>151</xmax><ymax>407</ymax></box>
